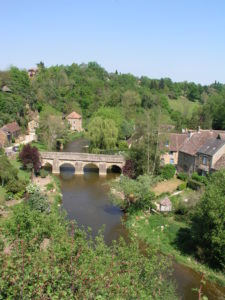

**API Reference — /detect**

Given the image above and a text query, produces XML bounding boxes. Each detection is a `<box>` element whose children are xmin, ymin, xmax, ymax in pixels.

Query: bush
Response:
<box><xmin>26</xmin><ymin>183</ymin><xmax>40</xmax><ymax>194</ymax></box>
<box><xmin>5</xmin><ymin>178</ymin><xmax>26</xmax><ymax>195</ymax></box>
<box><xmin>160</xmin><ymin>164</ymin><xmax>176</xmax><ymax>180</ymax></box>
<box><xmin>118</xmin><ymin>140</ymin><xmax>128</xmax><ymax>150</ymax></box>
<box><xmin>191</xmin><ymin>172</ymin><xmax>208</xmax><ymax>185</ymax></box>
<box><xmin>187</xmin><ymin>179</ymin><xmax>204</xmax><ymax>190</ymax></box>
<box><xmin>177</xmin><ymin>172</ymin><xmax>188</xmax><ymax>181</ymax></box>
<box><xmin>28</xmin><ymin>190</ymin><xmax>49</xmax><ymax>212</ymax></box>
<box><xmin>177</xmin><ymin>182</ymin><xmax>187</xmax><ymax>191</ymax></box>
<box><xmin>46</xmin><ymin>182</ymin><xmax>54</xmax><ymax>191</ymax></box>
<box><xmin>40</xmin><ymin>168</ymin><xmax>48</xmax><ymax>178</ymax></box>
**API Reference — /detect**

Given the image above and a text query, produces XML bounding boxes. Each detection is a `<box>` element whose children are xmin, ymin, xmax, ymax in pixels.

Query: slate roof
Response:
<box><xmin>213</xmin><ymin>154</ymin><xmax>225</xmax><ymax>170</ymax></box>
<box><xmin>160</xmin><ymin>197</ymin><xmax>171</xmax><ymax>206</ymax></box>
<box><xmin>179</xmin><ymin>130</ymin><xmax>224</xmax><ymax>156</ymax></box>
<box><xmin>66</xmin><ymin>111</ymin><xmax>82</xmax><ymax>119</ymax></box>
<box><xmin>197</xmin><ymin>138</ymin><xmax>225</xmax><ymax>156</ymax></box>
<box><xmin>1</xmin><ymin>121</ymin><xmax>20</xmax><ymax>134</ymax></box>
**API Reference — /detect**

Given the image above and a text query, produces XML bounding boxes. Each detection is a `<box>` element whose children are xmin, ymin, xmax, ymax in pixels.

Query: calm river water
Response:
<box><xmin>58</xmin><ymin>139</ymin><xmax>225</xmax><ymax>300</ymax></box>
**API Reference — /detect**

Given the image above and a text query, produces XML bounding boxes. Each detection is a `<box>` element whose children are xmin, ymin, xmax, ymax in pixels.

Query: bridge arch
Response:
<box><xmin>107</xmin><ymin>164</ymin><xmax>122</xmax><ymax>174</ymax></box>
<box><xmin>83</xmin><ymin>163</ymin><xmax>99</xmax><ymax>173</ymax></box>
<box><xmin>59</xmin><ymin>162</ymin><xmax>76</xmax><ymax>174</ymax></box>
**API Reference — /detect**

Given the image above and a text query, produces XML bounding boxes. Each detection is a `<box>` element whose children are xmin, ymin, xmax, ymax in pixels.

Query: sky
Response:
<box><xmin>1</xmin><ymin>0</ymin><xmax>225</xmax><ymax>84</ymax></box>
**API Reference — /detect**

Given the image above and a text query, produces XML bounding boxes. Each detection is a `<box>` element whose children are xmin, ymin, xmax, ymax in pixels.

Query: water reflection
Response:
<box><xmin>59</xmin><ymin>169</ymin><xmax>123</xmax><ymax>244</ymax></box>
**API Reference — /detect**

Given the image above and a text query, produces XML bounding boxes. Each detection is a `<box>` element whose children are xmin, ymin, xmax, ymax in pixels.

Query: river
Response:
<box><xmin>58</xmin><ymin>139</ymin><xmax>225</xmax><ymax>300</ymax></box>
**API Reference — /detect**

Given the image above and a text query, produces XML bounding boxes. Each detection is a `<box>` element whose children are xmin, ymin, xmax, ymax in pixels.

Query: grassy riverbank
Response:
<box><xmin>126</xmin><ymin>211</ymin><xmax>225</xmax><ymax>287</ymax></box>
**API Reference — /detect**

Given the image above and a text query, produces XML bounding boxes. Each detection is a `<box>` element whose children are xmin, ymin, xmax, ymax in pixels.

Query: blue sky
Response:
<box><xmin>1</xmin><ymin>0</ymin><xmax>225</xmax><ymax>84</ymax></box>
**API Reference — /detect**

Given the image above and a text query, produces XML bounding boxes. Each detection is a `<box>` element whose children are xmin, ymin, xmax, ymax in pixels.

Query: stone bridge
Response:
<box><xmin>40</xmin><ymin>152</ymin><xmax>126</xmax><ymax>175</ymax></box>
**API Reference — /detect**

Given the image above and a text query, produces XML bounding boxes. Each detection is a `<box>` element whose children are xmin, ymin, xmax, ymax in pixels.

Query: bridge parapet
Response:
<box><xmin>40</xmin><ymin>152</ymin><xmax>125</xmax><ymax>175</ymax></box>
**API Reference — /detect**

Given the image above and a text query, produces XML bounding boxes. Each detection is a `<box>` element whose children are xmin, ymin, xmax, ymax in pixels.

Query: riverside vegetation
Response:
<box><xmin>110</xmin><ymin>168</ymin><xmax>225</xmax><ymax>287</ymax></box>
<box><xmin>0</xmin><ymin>152</ymin><xmax>177</xmax><ymax>299</ymax></box>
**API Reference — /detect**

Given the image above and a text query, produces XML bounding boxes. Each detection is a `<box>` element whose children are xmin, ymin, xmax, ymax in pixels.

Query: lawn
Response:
<box><xmin>10</xmin><ymin>158</ymin><xmax>31</xmax><ymax>181</ymax></box>
<box><xmin>169</xmin><ymin>96</ymin><xmax>200</xmax><ymax>118</ymax></box>
<box><xmin>152</xmin><ymin>178</ymin><xmax>183</xmax><ymax>195</ymax></box>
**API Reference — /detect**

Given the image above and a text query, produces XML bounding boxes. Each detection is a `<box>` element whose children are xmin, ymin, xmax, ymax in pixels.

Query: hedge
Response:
<box><xmin>187</xmin><ymin>179</ymin><xmax>204</xmax><ymax>190</ymax></box>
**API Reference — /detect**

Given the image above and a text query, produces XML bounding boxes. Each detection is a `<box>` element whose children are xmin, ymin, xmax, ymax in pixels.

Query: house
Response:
<box><xmin>160</xmin><ymin>133</ymin><xmax>189</xmax><ymax>165</ymax></box>
<box><xmin>1</xmin><ymin>121</ymin><xmax>21</xmax><ymax>143</ymax></box>
<box><xmin>196</xmin><ymin>138</ymin><xmax>225</xmax><ymax>175</ymax></box>
<box><xmin>177</xmin><ymin>129</ymin><xmax>225</xmax><ymax>174</ymax></box>
<box><xmin>66</xmin><ymin>111</ymin><xmax>83</xmax><ymax>132</ymax></box>
<box><xmin>28</xmin><ymin>68</ymin><xmax>38</xmax><ymax>78</ymax></box>
<box><xmin>159</xmin><ymin>197</ymin><xmax>172</xmax><ymax>212</ymax></box>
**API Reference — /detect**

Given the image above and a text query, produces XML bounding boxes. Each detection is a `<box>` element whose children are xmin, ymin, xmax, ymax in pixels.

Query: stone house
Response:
<box><xmin>177</xmin><ymin>129</ymin><xmax>225</xmax><ymax>174</ymax></box>
<box><xmin>160</xmin><ymin>133</ymin><xmax>188</xmax><ymax>166</ymax></box>
<box><xmin>196</xmin><ymin>138</ymin><xmax>225</xmax><ymax>175</ymax></box>
<box><xmin>0</xmin><ymin>121</ymin><xmax>21</xmax><ymax>143</ymax></box>
<box><xmin>66</xmin><ymin>111</ymin><xmax>83</xmax><ymax>132</ymax></box>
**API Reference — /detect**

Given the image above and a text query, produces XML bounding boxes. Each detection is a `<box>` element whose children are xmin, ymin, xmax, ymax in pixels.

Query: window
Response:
<box><xmin>169</xmin><ymin>151</ymin><xmax>173</xmax><ymax>155</ymax></box>
<box><xmin>170</xmin><ymin>158</ymin><xmax>174</xmax><ymax>164</ymax></box>
<box><xmin>202</xmin><ymin>156</ymin><xmax>208</xmax><ymax>165</ymax></box>
<box><xmin>165</xmin><ymin>140</ymin><xmax>169</xmax><ymax>147</ymax></box>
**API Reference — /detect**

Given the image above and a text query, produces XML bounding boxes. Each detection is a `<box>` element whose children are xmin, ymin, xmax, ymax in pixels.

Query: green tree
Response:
<box><xmin>88</xmin><ymin>117</ymin><xmax>118</xmax><ymax>150</ymax></box>
<box><xmin>38</xmin><ymin>114</ymin><xmax>68</xmax><ymax>150</ymax></box>
<box><xmin>191</xmin><ymin>170</ymin><xmax>225</xmax><ymax>270</ymax></box>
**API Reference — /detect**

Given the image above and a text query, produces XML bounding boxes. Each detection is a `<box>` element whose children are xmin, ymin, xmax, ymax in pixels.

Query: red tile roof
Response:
<box><xmin>66</xmin><ymin>111</ymin><xmax>82</xmax><ymax>119</ymax></box>
<box><xmin>1</xmin><ymin>121</ymin><xmax>20</xmax><ymax>134</ymax></box>
<box><xmin>160</xmin><ymin>197</ymin><xmax>171</xmax><ymax>206</ymax></box>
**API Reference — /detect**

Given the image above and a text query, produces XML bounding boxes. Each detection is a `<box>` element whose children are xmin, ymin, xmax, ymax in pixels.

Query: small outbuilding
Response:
<box><xmin>66</xmin><ymin>111</ymin><xmax>83</xmax><ymax>132</ymax></box>
<box><xmin>159</xmin><ymin>197</ymin><xmax>172</xmax><ymax>212</ymax></box>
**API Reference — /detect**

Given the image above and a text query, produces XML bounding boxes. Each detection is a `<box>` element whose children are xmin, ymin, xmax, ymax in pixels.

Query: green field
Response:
<box><xmin>169</xmin><ymin>97</ymin><xmax>200</xmax><ymax>118</ymax></box>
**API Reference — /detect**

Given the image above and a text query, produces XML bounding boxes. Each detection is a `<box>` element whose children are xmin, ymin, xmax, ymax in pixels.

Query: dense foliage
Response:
<box><xmin>2</xmin><ymin>63</ymin><xmax>225</xmax><ymax>141</ymax></box>
<box><xmin>0</xmin><ymin>198</ymin><xmax>176</xmax><ymax>299</ymax></box>
<box><xmin>190</xmin><ymin>170</ymin><xmax>225</xmax><ymax>270</ymax></box>
<box><xmin>0</xmin><ymin>154</ymin><xmax>26</xmax><ymax>196</ymax></box>
<box><xmin>160</xmin><ymin>164</ymin><xmax>176</xmax><ymax>180</ymax></box>
<box><xmin>111</xmin><ymin>174</ymin><xmax>158</xmax><ymax>212</ymax></box>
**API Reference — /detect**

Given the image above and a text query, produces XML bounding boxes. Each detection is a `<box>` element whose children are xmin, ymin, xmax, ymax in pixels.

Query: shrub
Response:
<box><xmin>46</xmin><ymin>182</ymin><xmax>54</xmax><ymax>191</ymax></box>
<box><xmin>5</xmin><ymin>178</ymin><xmax>26</xmax><ymax>194</ymax></box>
<box><xmin>191</xmin><ymin>172</ymin><xmax>208</xmax><ymax>185</ymax></box>
<box><xmin>177</xmin><ymin>172</ymin><xmax>188</xmax><ymax>181</ymax></box>
<box><xmin>40</xmin><ymin>168</ymin><xmax>48</xmax><ymax>178</ymax></box>
<box><xmin>187</xmin><ymin>179</ymin><xmax>204</xmax><ymax>190</ymax></box>
<box><xmin>177</xmin><ymin>182</ymin><xmax>187</xmax><ymax>191</ymax></box>
<box><xmin>26</xmin><ymin>183</ymin><xmax>40</xmax><ymax>194</ymax></box>
<box><xmin>28</xmin><ymin>190</ymin><xmax>49</xmax><ymax>212</ymax></box>
<box><xmin>160</xmin><ymin>164</ymin><xmax>176</xmax><ymax>180</ymax></box>
<box><xmin>118</xmin><ymin>140</ymin><xmax>128</xmax><ymax>150</ymax></box>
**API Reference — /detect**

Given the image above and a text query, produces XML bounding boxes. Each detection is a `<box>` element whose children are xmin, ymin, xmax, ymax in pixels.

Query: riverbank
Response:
<box><xmin>126</xmin><ymin>211</ymin><xmax>225</xmax><ymax>288</ymax></box>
